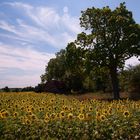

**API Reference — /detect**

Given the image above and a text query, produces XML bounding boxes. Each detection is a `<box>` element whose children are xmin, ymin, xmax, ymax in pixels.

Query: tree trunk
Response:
<box><xmin>110</xmin><ymin>66</ymin><xmax>120</xmax><ymax>100</ymax></box>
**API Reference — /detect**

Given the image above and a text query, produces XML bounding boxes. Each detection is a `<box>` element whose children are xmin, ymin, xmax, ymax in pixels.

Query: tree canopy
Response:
<box><xmin>76</xmin><ymin>2</ymin><xmax>140</xmax><ymax>99</ymax></box>
<box><xmin>41</xmin><ymin>3</ymin><xmax>140</xmax><ymax>99</ymax></box>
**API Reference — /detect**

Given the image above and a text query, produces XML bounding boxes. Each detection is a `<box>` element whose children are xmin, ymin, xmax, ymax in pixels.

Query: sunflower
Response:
<box><xmin>62</xmin><ymin>99</ymin><xmax>65</xmax><ymax>103</ymax></box>
<box><xmin>80</xmin><ymin>107</ymin><xmax>85</xmax><ymax>113</ymax></box>
<box><xmin>22</xmin><ymin>100</ymin><xmax>25</xmax><ymax>103</ymax></box>
<box><xmin>45</xmin><ymin>113</ymin><xmax>49</xmax><ymax>118</ymax></box>
<box><xmin>44</xmin><ymin>116</ymin><xmax>49</xmax><ymax>123</ymax></box>
<box><xmin>31</xmin><ymin>107</ymin><xmax>35</xmax><ymax>111</ymax></box>
<box><xmin>102</xmin><ymin>109</ymin><xmax>108</xmax><ymax>115</ymax></box>
<box><xmin>91</xmin><ymin>99</ymin><xmax>96</xmax><ymax>103</ymax></box>
<box><xmin>1</xmin><ymin>111</ymin><xmax>9</xmax><ymax>118</ymax></box>
<box><xmin>116</xmin><ymin>105</ymin><xmax>121</xmax><ymax>112</ymax></box>
<box><xmin>53</xmin><ymin>106</ymin><xmax>57</xmax><ymax>111</ymax></box>
<box><xmin>96</xmin><ymin>112</ymin><xmax>101</xmax><ymax>120</ymax></box>
<box><xmin>0</xmin><ymin>113</ymin><xmax>2</xmax><ymax>118</ymax></box>
<box><xmin>50</xmin><ymin>99</ymin><xmax>54</xmax><ymax>103</ymax></box>
<box><xmin>39</xmin><ymin>107</ymin><xmax>42</xmax><ymax>112</ymax></box>
<box><xmin>25</xmin><ymin>118</ymin><xmax>31</xmax><ymax>125</ymax></box>
<box><xmin>80</xmin><ymin>101</ymin><xmax>84</xmax><ymax>105</ymax></box>
<box><xmin>20</xmin><ymin>107</ymin><xmax>24</xmax><ymax>111</ymax></box>
<box><xmin>89</xmin><ymin>106</ymin><xmax>93</xmax><ymax>112</ymax></box>
<box><xmin>77</xmin><ymin>113</ymin><xmax>85</xmax><ymax>120</ymax></box>
<box><xmin>0</xmin><ymin>109</ymin><xmax>6</xmax><ymax>113</ymax></box>
<box><xmin>19</xmin><ymin>116</ymin><xmax>24</xmax><ymax>122</ymax></box>
<box><xmin>41</xmin><ymin>107</ymin><xmax>45</xmax><ymax>111</ymax></box>
<box><xmin>67</xmin><ymin>113</ymin><xmax>73</xmax><ymax>119</ymax></box>
<box><xmin>26</xmin><ymin>105</ymin><xmax>29</xmax><ymax>109</ymax></box>
<box><xmin>69</xmin><ymin>107</ymin><xmax>73</xmax><ymax>111</ymax></box>
<box><xmin>107</xmin><ymin>108</ymin><xmax>112</xmax><ymax>115</ymax></box>
<box><xmin>42</xmin><ymin>101</ymin><xmax>45</xmax><ymax>104</ymax></box>
<box><xmin>96</xmin><ymin>112</ymin><xmax>101</xmax><ymax>117</ymax></box>
<box><xmin>135</xmin><ymin>104</ymin><xmax>140</xmax><ymax>108</ymax></box>
<box><xmin>47</xmin><ymin>106</ymin><xmax>52</xmax><ymax>111</ymax></box>
<box><xmin>7</xmin><ymin>105</ymin><xmax>11</xmax><ymax>109</ymax></box>
<box><xmin>63</xmin><ymin>106</ymin><xmax>68</xmax><ymax>111</ymax></box>
<box><xmin>56</xmin><ymin>113</ymin><xmax>60</xmax><ymax>118</ymax></box>
<box><xmin>13</xmin><ymin>112</ymin><xmax>18</xmax><ymax>118</ymax></box>
<box><xmin>27</xmin><ymin>108</ymin><xmax>31</xmax><ymax>112</ymax></box>
<box><xmin>85</xmin><ymin>113</ymin><xmax>92</xmax><ymax>120</ymax></box>
<box><xmin>100</xmin><ymin>115</ymin><xmax>106</xmax><ymax>121</ymax></box>
<box><xmin>27</xmin><ymin>111</ymin><xmax>32</xmax><ymax>115</ymax></box>
<box><xmin>72</xmin><ymin>99</ymin><xmax>76</xmax><ymax>103</ymax></box>
<box><xmin>59</xmin><ymin>111</ymin><xmax>65</xmax><ymax>119</ymax></box>
<box><xmin>50</xmin><ymin>113</ymin><xmax>56</xmax><ymax>120</ymax></box>
<box><xmin>30</xmin><ymin>114</ymin><xmax>37</xmax><ymax>121</ymax></box>
<box><xmin>123</xmin><ymin>111</ymin><xmax>130</xmax><ymax>117</ymax></box>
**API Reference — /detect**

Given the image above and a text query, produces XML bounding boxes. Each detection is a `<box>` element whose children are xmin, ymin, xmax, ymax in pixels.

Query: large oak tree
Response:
<box><xmin>76</xmin><ymin>3</ymin><xmax>140</xmax><ymax>99</ymax></box>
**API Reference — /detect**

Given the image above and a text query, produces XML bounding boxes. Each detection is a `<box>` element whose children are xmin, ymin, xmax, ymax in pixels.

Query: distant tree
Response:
<box><xmin>3</xmin><ymin>86</ymin><xmax>10</xmax><ymax>92</ymax></box>
<box><xmin>41</xmin><ymin>43</ymin><xmax>112</xmax><ymax>93</ymax></box>
<box><xmin>130</xmin><ymin>65</ymin><xmax>140</xmax><ymax>92</ymax></box>
<box><xmin>41</xmin><ymin>46</ymin><xmax>85</xmax><ymax>92</ymax></box>
<box><xmin>12</xmin><ymin>88</ymin><xmax>21</xmax><ymax>92</ymax></box>
<box><xmin>21</xmin><ymin>86</ymin><xmax>35</xmax><ymax>92</ymax></box>
<box><xmin>76</xmin><ymin>2</ymin><xmax>140</xmax><ymax>99</ymax></box>
<box><xmin>119</xmin><ymin>65</ymin><xmax>132</xmax><ymax>92</ymax></box>
<box><xmin>41</xmin><ymin>49</ymin><xmax>66</xmax><ymax>82</ymax></box>
<box><xmin>120</xmin><ymin>64</ymin><xmax>140</xmax><ymax>92</ymax></box>
<box><xmin>34</xmin><ymin>84</ymin><xmax>45</xmax><ymax>93</ymax></box>
<box><xmin>65</xmin><ymin>42</ymin><xmax>85</xmax><ymax>91</ymax></box>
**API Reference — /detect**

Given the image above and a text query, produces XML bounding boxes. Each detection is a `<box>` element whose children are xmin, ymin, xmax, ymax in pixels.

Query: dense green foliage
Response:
<box><xmin>120</xmin><ymin>64</ymin><xmax>140</xmax><ymax>93</ymax></box>
<box><xmin>41</xmin><ymin>3</ymin><xmax>140</xmax><ymax>99</ymax></box>
<box><xmin>2</xmin><ymin>87</ymin><xmax>10</xmax><ymax>92</ymax></box>
<box><xmin>76</xmin><ymin>2</ymin><xmax>140</xmax><ymax>99</ymax></box>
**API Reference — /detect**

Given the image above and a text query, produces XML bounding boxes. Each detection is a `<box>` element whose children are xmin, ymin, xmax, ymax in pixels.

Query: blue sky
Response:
<box><xmin>0</xmin><ymin>0</ymin><xmax>140</xmax><ymax>88</ymax></box>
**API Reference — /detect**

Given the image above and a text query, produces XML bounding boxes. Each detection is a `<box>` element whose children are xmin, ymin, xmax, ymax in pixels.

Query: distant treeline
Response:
<box><xmin>1</xmin><ymin>64</ymin><xmax>139</xmax><ymax>95</ymax></box>
<box><xmin>0</xmin><ymin>86</ymin><xmax>35</xmax><ymax>92</ymax></box>
<box><xmin>0</xmin><ymin>80</ymin><xmax>69</xmax><ymax>94</ymax></box>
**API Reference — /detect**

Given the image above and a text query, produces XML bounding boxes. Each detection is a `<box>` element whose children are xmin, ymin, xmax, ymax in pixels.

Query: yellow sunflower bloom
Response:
<box><xmin>123</xmin><ymin>111</ymin><xmax>130</xmax><ymax>117</ymax></box>
<box><xmin>59</xmin><ymin>111</ymin><xmax>65</xmax><ymax>119</ymax></box>
<box><xmin>67</xmin><ymin>113</ymin><xmax>73</xmax><ymax>119</ymax></box>
<box><xmin>77</xmin><ymin>113</ymin><xmax>85</xmax><ymax>120</ymax></box>
<box><xmin>13</xmin><ymin>112</ymin><xmax>18</xmax><ymax>118</ymax></box>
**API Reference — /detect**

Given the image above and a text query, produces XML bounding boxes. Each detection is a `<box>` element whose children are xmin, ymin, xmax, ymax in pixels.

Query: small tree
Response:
<box><xmin>3</xmin><ymin>86</ymin><xmax>10</xmax><ymax>92</ymax></box>
<box><xmin>76</xmin><ymin>3</ymin><xmax>140</xmax><ymax>99</ymax></box>
<box><xmin>130</xmin><ymin>65</ymin><xmax>140</xmax><ymax>92</ymax></box>
<box><xmin>65</xmin><ymin>42</ymin><xmax>85</xmax><ymax>91</ymax></box>
<box><xmin>41</xmin><ymin>49</ymin><xmax>67</xmax><ymax>82</ymax></box>
<box><xmin>41</xmin><ymin>44</ymin><xmax>86</xmax><ymax>92</ymax></box>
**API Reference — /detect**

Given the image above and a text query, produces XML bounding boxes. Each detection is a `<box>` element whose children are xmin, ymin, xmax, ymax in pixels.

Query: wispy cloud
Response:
<box><xmin>1</xmin><ymin>74</ymin><xmax>41</xmax><ymax>88</ymax></box>
<box><xmin>0</xmin><ymin>43</ymin><xmax>55</xmax><ymax>88</ymax></box>
<box><xmin>0</xmin><ymin>43</ymin><xmax>55</xmax><ymax>71</ymax></box>
<box><xmin>0</xmin><ymin>2</ymin><xmax>83</xmax><ymax>87</ymax></box>
<box><xmin>1</xmin><ymin>2</ymin><xmax>82</xmax><ymax>48</ymax></box>
<box><xmin>0</xmin><ymin>20</ymin><xmax>16</xmax><ymax>33</ymax></box>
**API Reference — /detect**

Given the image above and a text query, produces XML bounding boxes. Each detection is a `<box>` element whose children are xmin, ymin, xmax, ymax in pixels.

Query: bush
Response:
<box><xmin>120</xmin><ymin>64</ymin><xmax>140</xmax><ymax>93</ymax></box>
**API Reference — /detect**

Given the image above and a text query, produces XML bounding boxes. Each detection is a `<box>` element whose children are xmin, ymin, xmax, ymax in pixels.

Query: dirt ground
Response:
<box><xmin>69</xmin><ymin>92</ymin><xmax>132</xmax><ymax>101</ymax></box>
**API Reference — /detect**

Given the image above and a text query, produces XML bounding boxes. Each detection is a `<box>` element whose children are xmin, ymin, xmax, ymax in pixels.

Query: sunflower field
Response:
<box><xmin>0</xmin><ymin>92</ymin><xmax>140</xmax><ymax>140</ymax></box>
